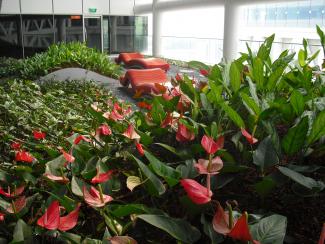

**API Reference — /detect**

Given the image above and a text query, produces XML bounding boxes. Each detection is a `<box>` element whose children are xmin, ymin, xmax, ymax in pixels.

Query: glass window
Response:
<box><xmin>22</xmin><ymin>15</ymin><xmax>55</xmax><ymax>57</ymax></box>
<box><xmin>54</xmin><ymin>15</ymin><xmax>83</xmax><ymax>43</ymax></box>
<box><xmin>0</xmin><ymin>15</ymin><xmax>23</xmax><ymax>58</ymax></box>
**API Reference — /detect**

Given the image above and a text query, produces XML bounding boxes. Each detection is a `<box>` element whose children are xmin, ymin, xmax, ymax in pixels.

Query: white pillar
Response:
<box><xmin>152</xmin><ymin>0</ymin><xmax>162</xmax><ymax>57</ymax></box>
<box><xmin>223</xmin><ymin>0</ymin><xmax>240</xmax><ymax>61</ymax></box>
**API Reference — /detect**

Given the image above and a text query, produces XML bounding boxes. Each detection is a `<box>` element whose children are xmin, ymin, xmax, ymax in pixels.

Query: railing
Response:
<box><xmin>134</xmin><ymin>35</ymin><xmax>324</xmax><ymax>66</ymax></box>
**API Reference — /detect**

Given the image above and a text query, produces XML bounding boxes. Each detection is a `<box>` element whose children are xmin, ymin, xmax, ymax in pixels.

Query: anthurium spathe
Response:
<box><xmin>0</xmin><ymin>213</ymin><xmax>4</xmax><ymax>221</ymax></box>
<box><xmin>97</xmin><ymin>124</ymin><xmax>112</xmax><ymax>136</ymax></box>
<box><xmin>15</xmin><ymin>151</ymin><xmax>34</xmax><ymax>163</ymax></box>
<box><xmin>108</xmin><ymin>236</ymin><xmax>138</xmax><ymax>244</ymax></box>
<box><xmin>137</xmin><ymin>101</ymin><xmax>152</xmax><ymax>110</ymax></box>
<box><xmin>241</xmin><ymin>128</ymin><xmax>258</xmax><ymax>145</ymax></box>
<box><xmin>43</xmin><ymin>173</ymin><xmax>69</xmax><ymax>184</ymax></box>
<box><xmin>60</xmin><ymin>149</ymin><xmax>75</xmax><ymax>164</ymax></box>
<box><xmin>74</xmin><ymin>135</ymin><xmax>91</xmax><ymax>145</ymax></box>
<box><xmin>123</xmin><ymin>124</ymin><xmax>140</xmax><ymax>140</ymax></box>
<box><xmin>200</xmin><ymin>69</ymin><xmax>209</xmax><ymax>77</ymax></box>
<box><xmin>33</xmin><ymin>130</ymin><xmax>46</xmax><ymax>140</ymax></box>
<box><xmin>90</xmin><ymin>169</ymin><xmax>114</xmax><ymax>184</ymax></box>
<box><xmin>201</xmin><ymin>135</ymin><xmax>224</xmax><ymax>154</ymax></box>
<box><xmin>37</xmin><ymin>200</ymin><xmax>80</xmax><ymax>231</ymax></box>
<box><xmin>0</xmin><ymin>185</ymin><xmax>25</xmax><ymax>198</ymax></box>
<box><xmin>195</xmin><ymin>157</ymin><xmax>223</xmax><ymax>175</ymax></box>
<box><xmin>180</xmin><ymin>179</ymin><xmax>212</xmax><ymax>204</ymax></box>
<box><xmin>136</xmin><ymin>142</ymin><xmax>144</xmax><ymax>156</ymax></box>
<box><xmin>176</xmin><ymin>123</ymin><xmax>195</xmax><ymax>142</ymax></box>
<box><xmin>7</xmin><ymin>196</ymin><xmax>27</xmax><ymax>214</ymax></box>
<box><xmin>83</xmin><ymin>186</ymin><xmax>113</xmax><ymax>208</ymax></box>
<box><xmin>10</xmin><ymin>142</ymin><xmax>21</xmax><ymax>150</ymax></box>
<box><xmin>161</xmin><ymin>112</ymin><xmax>174</xmax><ymax>128</ymax></box>
<box><xmin>319</xmin><ymin>223</ymin><xmax>325</xmax><ymax>244</ymax></box>
<box><xmin>212</xmin><ymin>203</ymin><xmax>258</xmax><ymax>243</ymax></box>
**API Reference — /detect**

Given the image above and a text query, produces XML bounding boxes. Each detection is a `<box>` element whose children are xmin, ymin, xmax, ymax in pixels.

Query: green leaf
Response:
<box><xmin>290</xmin><ymin>90</ymin><xmax>305</xmax><ymax>116</ymax></box>
<box><xmin>298</xmin><ymin>49</ymin><xmax>306</xmax><ymax>67</ymax></box>
<box><xmin>131</xmin><ymin>155</ymin><xmax>166</xmax><ymax>196</ymax></box>
<box><xmin>59</xmin><ymin>232</ymin><xmax>82</xmax><ymax>244</ymax></box>
<box><xmin>229</xmin><ymin>62</ymin><xmax>241</xmax><ymax>93</ymax></box>
<box><xmin>111</xmin><ymin>204</ymin><xmax>164</xmax><ymax>217</ymax></box>
<box><xmin>200</xmin><ymin>93</ymin><xmax>213</xmax><ymax>117</ymax></box>
<box><xmin>254</xmin><ymin>177</ymin><xmax>277</xmax><ymax>197</ymax></box>
<box><xmin>308</xmin><ymin>110</ymin><xmax>325</xmax><ymax>144</ymax></box>
<box><xmin>71</xmin><ymin>176</ymin><xmax>85</xmax><ymax>197</ymax></box>
<box><xmin>282</xmin><ymin>117</ymin><xmax>308</xmax><ymax>156</ymax></box>
<box><xmin>250</xmin><ymin>214</ymin><xmax>287</xmax><ymax>244</ymax></box>
<box><xmin>154</xmin><ymin>143</ymin><xmax>182</xmax><ymax>158</ymax></box>
<box><xmin>201</xmin><ymin>215</ymin><xmax>223</xmax><ymax>244</ymax></box>
<box><xmin>278</xmin><ymin>166</ymin><xmax>325</xmax><ymax>192</ymax></box>
<box><xmin>253</xmin><ymin>57</ymin><xmax>265</xmax><ymax>89</ymax></box>
<box><xmin>176</xmin><ymin>160</ymin><xmax>199</xmax><ymax>179</ymax></box>
<box><xmin>11</xmin><ymin>219</ymin><xmax>33</xmax><ymax>244</ymax></box>
<box><xmin>144</xmin><ymin>151</ymin><xmax>181</xmax><ymax>187</ymax></box>
<box><xmin>220</xmin><ymin>103</ymin><xmax>245</xmax><ymax>128</ymax></box>
<box><xmin>137</xmin><ymin>214</ymin><xmax>201</xmax><ymax>243</ymax></box>
<box><xmin>126</xmin><ymin>176</ymin><xmax>142</xmax><ymax>192</ymax></box>
<box><xmin>253</xmin><ymin>136</ymin><xmax>279</xmax><ymax>173</ymax></box>
<box><xmin>188</xmin><ymin>60</ymin><xmax>210</xmax><ymax>71</ymax></box>
<box><xmin>240</xmin><ymin>92</ymin><xmax>261</xmax><ymax>115</ymax></box>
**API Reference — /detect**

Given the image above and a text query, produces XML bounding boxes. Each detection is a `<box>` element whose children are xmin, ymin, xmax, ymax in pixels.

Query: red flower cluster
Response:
<box><xmin>33</xmin><ymin>130</ymin><xmax>46</xmax><ymax>140</ymax></box>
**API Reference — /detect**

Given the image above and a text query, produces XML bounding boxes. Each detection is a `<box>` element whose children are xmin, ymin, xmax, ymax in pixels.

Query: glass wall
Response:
<box><xmin>22</xmin><ymin>15</ymin><xmax>55</xmax><ymax>57</ymax></box>
<box><xmin>54</xmin><ymin>15</ymin><xmax>83</xmax><ymax>43</ymax></box>
<box><xmin>160</xmin><ymin>7</ymin><xmax>224</xmax><ymax>64</ymax></box>
<box><xmin>0</xmin><ymin>15</ymin><xmax>23</xmax><ymax>58</ymax></box>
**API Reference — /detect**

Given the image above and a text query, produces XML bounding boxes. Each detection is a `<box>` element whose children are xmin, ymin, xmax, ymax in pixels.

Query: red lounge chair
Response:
<box><xmin>121</xmin><ymin>68</ymin><xmax>168</xmax><ymax>95</ymax></box>
<box><xmin>115</xmin><ymin>53</ymin><xmax>170</xmax><ymax>71</ymax></box>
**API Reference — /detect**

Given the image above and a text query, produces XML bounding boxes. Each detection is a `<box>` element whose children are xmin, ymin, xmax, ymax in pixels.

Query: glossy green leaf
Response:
<box><xmin>253</xmin><ymin>136</ymin><xmax>279</xmax><ymax>173</ymax></box>
<box><xmin>137</xmin><ymin>214</ymin><xmax>201</xmax><ymax>243</ymax></box>
<box><xmin>308</xmin><ymin>110</ymin><xmax>325</xmax><ymax>144</ymax></box>
<box><xmin>282</xmin><ymin>117</ymin><xmax>308</xmax><ymax>155</ymax></box>
<box><xmin>11</xmin><ymin>219</ymin><xmax>33</xmax><ymax>244</ymax></box>
<box><xmin>278</xmin><ymin>166</ymin><xmax>325</xmax><ymax>192</ymax></box>
<box><xmin>290</xmin><ymin>90</ymin><xmax>305</xmax><ymax>116</ymax></box>
<box><xmin>144</xmin><ymin>151</ymin><xmax>181</xmax><ymax>187</ymax></box>
<box><xmin>131</xmin><ymin>155</ymin><xmax>166</xmax><ymax>196</ymax></box>
<box><xmin>220</xmin><ymin>103</ymin><xmax>245</xmax><ymax>128</ymax></box>
<box><xmin>253</xmin><ymin>57</ymin><xmax>265</xmax><ymax>89</ymax></box>
<box><xmin>229</xmin><ymin>62</ymin><xmax>241</xmax><ymax>93</ymax></box>
<box><xmin>250</xmin><ymin>215</ymin><xmax>287</xmax><ymax>244</ymax></box>
<box><xmin>240</xmin><ymin>92</ymin><xmax>261</xmax><ymax>115</ymax></box>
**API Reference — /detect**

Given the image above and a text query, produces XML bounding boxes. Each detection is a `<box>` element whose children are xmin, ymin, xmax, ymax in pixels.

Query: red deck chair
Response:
<box><xmin>115</xmin><ymin>53</ymin><xmax>170</xmax><ymax>71</ymax></box>
<box><xmin>120</xmin><ymin>68</ymin><xmax>168</xmax><ymax>95</ymax></box>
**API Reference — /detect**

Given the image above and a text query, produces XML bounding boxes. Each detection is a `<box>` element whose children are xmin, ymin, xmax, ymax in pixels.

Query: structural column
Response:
<box><xmin>223</xmin><ymin>0</ymin><xmax>240</xmax><ymax>61</ymax></box>
<box><xmin>152</xmin><ymin>0</ymin><xmax>162</xmax><ymax>57</ymax></box>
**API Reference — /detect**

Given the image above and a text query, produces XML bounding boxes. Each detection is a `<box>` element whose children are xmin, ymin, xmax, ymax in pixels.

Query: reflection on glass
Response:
<box><xmin>22</xmin><ymin>15</ymin><xmax>55</xmax><ymax>57</ymax></box>
<box><xmin>103</xmin><ymin>17</ymin><xmax>109</xmax><ymax>53</ymax></box>
<box><xmin>109</xmin><ymin>16</ymin><xmax>135</xmax><ymax>53</ymax></box>
<box><xmin>84</xmin><ymin>17</ymin><xmax>102</xmax><ymax>51</ymax></box>
<box><xmin>0</xmin><ymin>15</ymin><xmax>23</xmax><ymax>58</ymax></box>
<box><xmin>54</xmin><ymin>15</ymin><xmax>83</xmax><ymax>43</ymax></box>
<box><xmin>134</xmin><ymin>16</ymin><xmax>148</xmax><ymax>54</ymax></box>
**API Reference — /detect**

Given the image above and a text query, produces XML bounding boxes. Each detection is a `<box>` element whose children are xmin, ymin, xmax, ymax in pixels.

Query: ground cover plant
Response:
<box><xmin>0</xmin><ymin>42</ymin><xmax>121</xmax><ymax>80</ymax></box>
<box><xmin>0</xmin><ymin>30</ymin><xmax>324</xmax><ymax>244</ymax></box>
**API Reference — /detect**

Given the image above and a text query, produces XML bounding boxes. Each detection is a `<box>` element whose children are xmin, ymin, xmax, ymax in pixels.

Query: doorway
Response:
<box><xmin>84</xmin><ymin>16</ymin><xmax>102</xmax><ymax>52</ymax></box>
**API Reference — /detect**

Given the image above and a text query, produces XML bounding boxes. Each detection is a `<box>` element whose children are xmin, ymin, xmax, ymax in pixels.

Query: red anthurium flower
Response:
<box><xmin>136</xmin><ymin>142</ymin><xmax>144</xmax><ymax>156</ymax></box>
<box><xmin>74</xmin><ymin>135</ymin><xmax>91</xmax><ymax>145</ymax></box>
<box><xmin>83</xmin><ymin>186</ymin><xmax>113</xmax><ymax>208</ymax></box>
<box><xmin>180</xmin><ymin>179</ymin><xmax>212</xmax><ymax>204</ymax></box>
<box><xmin>123</xmin><ymin>124</ymin><xmax>140</xmax><ymax>140</ymax></box>
<box><xmin>37</xmin><ymin>200</ymin><xmax>80</xmax><ymax>231</ymax></box>
<box><xmin>7</xmin><ymin>196</ymin><xmax>27</xmax><ymax>214</ymax></box>
<box><xmin>241</xmin><ymin>128</ymin><xmax>258</xmax><ymax>145</ymax></box>
<box><xmin>176</xmin><ymin>123</ymin><xmax>195</xmax><ymax>142</ymax></box>
<box><xmin>97</xmin><ymin>124</ymin><xmax>112</xmax><ymax>136</ymax></box>
<box><xmin>57</xmin><ymin>203</ymin><xmax>81</xmax><ymax>231</ymax></box>
<box><xmin>33</xmin><ymin>130</ymin><xmax>46</xmax><ymax>140</ymax></box>
<box><xmin>0</xmin><ymin>213</ymin><xmax>5</xmax><ymax>221</ymax></box>
<box><xmin>109</xmin><ymin>236</ymin><xmax>138</xmax><ymax>244</ymax></box>
<box><xmin>161</xmin><ymin>113</ymin><xmax>174</xmax><ymax>128</ymax></box>
<box><xmin>15</xmin><ymin>151</ymin><xmax>34</xmax><ymax>163</ymax></box>
<box><xmin>91</xmin><ymin>169</ymin><xmax>114</xmax><ymax>184</ymax></box>
<box><xmin>137</xmin><ymin>102</ymin><xmax>152</xmax><ymax>110</ymax></box>
<box><xmin>44</xmin><ymin>173</ymin><xmax>69</xmax><ymax>184</ymax></box>
<box><xmin>175</xmin><ymin>73</ymin><xmax>182</xmax><ymax>82</ymax></box>
<box><xmin>212</xmin><ymin>203</ymin><xmax>256</xmax><ymax>242</ymax></box>
<box><xmin>201</xmin><ymin>135</ymin><xmax>224</xmax><ymax>155</ymax></box>
<box><xmin>195</xmin><ymin>157</ymin><xmax>223</xmax><ymax>175</ymax></box>
<box><xmin>110</xmin><ymin>110</ymin><xmax>124</xmax><ymax>121</ymax></box>
<box><xmin>37</xmin><ymin>200</ymin><xmax>60</xmax><ymax>230</ymax></box>
<box><xmin>114</xmin><ymin>103</ymin><xmax>122</xmax><ymax>112</ymax></box>
<box><xmin>123</xmin><ymin>106</ymin><xmax>132</xmax><ymax>117</ymax></box>
<box><xmin>11</xmin><ymin>142</ymin><xmax>21</xmax><ymax>150</ymax></box>
<box><xmin>60</xmin><ymin>149</ymin><xmax>75</xmax><ymax>164</ymax></box>
<box><xmin>0</xmin><ymin>185</ymin><xmax>25</xmax><ymax>198</ymax></box>
<box><xmin>200</xmin><ymin>69</ymin><xmax>209</xmax><ymax>77</ymax></box>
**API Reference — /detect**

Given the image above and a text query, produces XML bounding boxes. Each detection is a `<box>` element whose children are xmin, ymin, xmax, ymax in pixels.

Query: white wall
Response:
<box><xmin>53</xmin><ymin>0</ymin><xmax>82</xmax><ymax>14</ymax></box>
<box><xmin>110</xmin><ymin>0</ymin><xmax>134</xmax><ymax>15</ymax></box>
<box><xmin>0</xmin><ymin>0</ymin><xmax>20</xmax><ymax>14</ymax></box>
<box><xmin>83</xmin><ymin>0</ymin><xmax>109</xmax><ymax>15</ymax></box>
<box><xmin>21</xmin><ymin>0</ymin><xmax>53</xmax><ymax>14</ymax></box>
